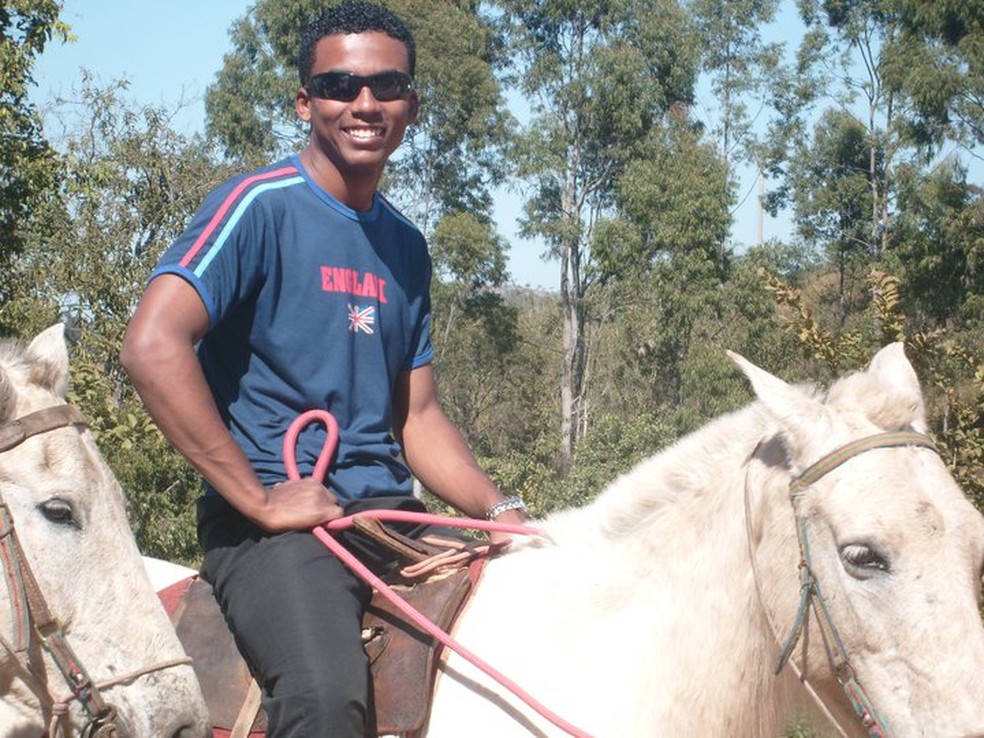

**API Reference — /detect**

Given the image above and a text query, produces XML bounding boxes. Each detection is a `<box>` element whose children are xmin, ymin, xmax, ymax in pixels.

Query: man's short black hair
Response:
<box><xmin>298</xmin><ymin>0</ymin><xmax>416</xmax><ymax>85</ymax></box>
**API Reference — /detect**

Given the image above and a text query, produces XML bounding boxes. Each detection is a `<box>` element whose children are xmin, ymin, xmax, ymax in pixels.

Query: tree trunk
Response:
<box><xmin>558</xmin><ymin>197</ymin><xmax>584</xmax><ymax>476</ymax></box>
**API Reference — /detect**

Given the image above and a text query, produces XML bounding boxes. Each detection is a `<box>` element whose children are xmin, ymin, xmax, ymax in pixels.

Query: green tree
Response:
<box><xmin>498</xmin><ymin>0</ymin><xmax>699</xmax><ymax>471</ymax></box>
<box><xmin>788</xmin><ymin>108</ymin><xmax>877</xmax><ymax>324</ymax></box>
<box><xmin>882</xmin><ymin>0</ymin><xmax>984</xmax><ymax>151</ymax></box>
<box><xmin>762</xmin><ymin>1</ymin><xmax>983</xmax><ymax>351</ymax></box>
<box><xmin>8</xmin><ymin>77</ymin><xmax>232</xmax><ymax>562</ymax></box>
<box><xmin>687</xmin><ymin>0</ymin><xmax>782</xmax><ymax>172</ymax></box>
<box><xmin>794</xmin><ymin>0</ymin><xmax>907</xmax><ymax>255</ymax></box>
<box><xmin>0</xmin><ymin>0</ymin><xmax>69</xmax><ymax>292</ymax></box>
<box><xmin>888</xmin><ymin>160</ymin><xmax>984</xmax><ymax>329</ymax></box>
<box><xmin>588</xmin><ymin>114</ymin><xmax>732</xmax><ymax>413</ymax></box>
<box><xmin>429</xmin><ymin>210</ymin><xmax>518</xmax><ymax>452</ymax></box>
<box><xmin>478</xmin><ymin>288</ymin><xmax>563</xmax><ymax>516</ymax></box>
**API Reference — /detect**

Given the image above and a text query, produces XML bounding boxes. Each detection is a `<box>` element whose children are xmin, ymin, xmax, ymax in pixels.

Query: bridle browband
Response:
<box><xmin>745</xmin><ymin>430</ymin><xmax>938</xmax><ymax>738</ymax></box>
<box><xmin>0</xmin><ymin>404</ymin><xmax>192</xmax><ymax>737</ymax></box>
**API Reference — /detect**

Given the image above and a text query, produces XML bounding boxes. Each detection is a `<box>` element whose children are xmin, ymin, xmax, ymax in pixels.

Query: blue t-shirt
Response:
<box><xmin>151</xmin><ymin>155</ymin><xmax>433</xmax><ymax>501</ymax></box>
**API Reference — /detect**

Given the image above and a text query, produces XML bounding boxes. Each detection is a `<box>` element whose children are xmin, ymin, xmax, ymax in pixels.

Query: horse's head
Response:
<box><xmin>0</xmin><ymin>325</ymin><xmax>209</xmax><ymax>736</ymax></box>
<box><xmin>733</xmin><ymin>343</ymin><xmax>984</xmax><ymax>737</ymax></box>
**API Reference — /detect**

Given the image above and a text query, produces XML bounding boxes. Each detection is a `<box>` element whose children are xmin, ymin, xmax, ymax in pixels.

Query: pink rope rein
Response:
<box><xmin>285</xmin><ymin>410</ymin><xmax>593</xmax><ymax>738</ymax></box>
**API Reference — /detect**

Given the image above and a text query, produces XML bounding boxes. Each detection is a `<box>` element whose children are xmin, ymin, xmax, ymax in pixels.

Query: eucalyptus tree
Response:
<box><xmin>776</xmin><ymin>1</ymin><xmax>983</xmax><ymax>325</ymax></box>
<box><xmin>590</xmin><ymin>115</ymin><xmax>733</xmax><ymax>422</ymax></box>
<box><xmin>787</xmin><ymin>108</ymin><xmax>877</xmax><ymax>323</ymax></box>
<box><xmin>686</xmin><ymin>0</ymin><xmax>782</xmax><ymax>177</ymax></box>
<box><xmin>791</xmin><ymin>0</ymin><xmax>891</xmax><ymax>255</ymax></box>
<box><xmin>495</xmin><ymin>0</ymin><xmax>699</xmax><ymax>471</ymax></box>
<box><xmin>428</xmin><ymin>211</ymin><xmax>516</xmax><ymax>448</ymax></box>
<box><xmin>888</xmin><ymin>160</ymin><xmax>984</xmax><ymax>330</ymax></box>
<box><xmin>882</xmin><ymin>0</ymin><xmax>984</xmax><ymax>153</ymax></box>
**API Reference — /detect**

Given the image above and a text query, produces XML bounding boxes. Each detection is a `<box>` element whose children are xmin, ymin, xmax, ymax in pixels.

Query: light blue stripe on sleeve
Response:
<box><xmin>193</xmin><ymin>176</ymin><xmax>305</xmax><ymax>278</ymax></box>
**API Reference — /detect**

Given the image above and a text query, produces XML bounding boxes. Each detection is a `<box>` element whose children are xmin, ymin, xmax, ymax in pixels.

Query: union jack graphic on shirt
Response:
<box><xmin>348</xmin><ymin>304</ymin><xmax>376</xmax><ymax>335</ymax></box>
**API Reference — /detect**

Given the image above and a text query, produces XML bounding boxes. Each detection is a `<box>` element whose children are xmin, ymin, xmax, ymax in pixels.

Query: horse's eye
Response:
<box><xmin>840</xmin><ymin>544</ymin><xmax>889</xmax><ymax>577</ymax></box>
<box><xmin>38</xmin><ymin>498</ymin><xmax>79</xmax><ymax>528</ymax></box>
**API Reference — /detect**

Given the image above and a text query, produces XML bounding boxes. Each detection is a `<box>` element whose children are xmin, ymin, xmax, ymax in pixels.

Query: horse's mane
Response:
<box><xmin>0</xmin><ymin>334</ymin><xmax>31</xmax><ymax>367</ymax></box>
<box><xmin>536</xmin><ymin>368</ymin><xmax>920</xmax><ymax>554</ymax></box>
<box><xmin>532</xmin><ymin>401</ymin><xmax>776</xmax><ymax>552</ymax></box>
<box><xmin>533</xmin><ymin>352</ymin><xmax>927</xmax><ymax>557</ymax></box>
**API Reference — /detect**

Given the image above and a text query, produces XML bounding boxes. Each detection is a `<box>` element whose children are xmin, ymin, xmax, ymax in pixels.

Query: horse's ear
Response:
<box><xmin>727</xmin><ymin>350</ymin><xmax>832</xmax><ymax>471</ymax></box>
<box><xmin>25</xmin><ymin>324</ymin><xmax>70</xmax><ymax>399</ymax></box>
<box><xmin>828</xmin><ymin>342</ymin><xmax>927</xmax><ymax>433</ymax></box>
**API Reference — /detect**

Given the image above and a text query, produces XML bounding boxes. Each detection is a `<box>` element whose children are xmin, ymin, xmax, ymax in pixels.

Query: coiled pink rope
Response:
<box><xmin>284</xmin><ymin>409</ymin><xmax>593</xmax><ymax>738</ymax></box>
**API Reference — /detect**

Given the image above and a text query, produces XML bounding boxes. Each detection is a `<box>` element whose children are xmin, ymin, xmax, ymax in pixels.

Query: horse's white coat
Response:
<box><xmin>0</xmin><ymin>325</ymin><xmax>209</xmax><ymax>737</ymax></box>
<box><xmin>426</xmin><ymin>344</ymin><xmax>984</xmax><ymax>737</ymax></box>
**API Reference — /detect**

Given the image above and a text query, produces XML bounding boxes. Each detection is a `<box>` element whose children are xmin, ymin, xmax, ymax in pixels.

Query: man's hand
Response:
<box><xmin>251</xmin><ymin>479</ymin><xmax>345</xmax><ymax>533</ymax></box>
<box><xmin>488</xmin><ymin>507</ymin><xmax>529</xmax><ymax>545</ymax></box>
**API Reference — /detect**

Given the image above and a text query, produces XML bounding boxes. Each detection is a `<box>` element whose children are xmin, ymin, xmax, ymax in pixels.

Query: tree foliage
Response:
<box><xmin>7</xmin><ymin>77</ymin><xmax>232</xmax><ymax>562</ymax></box>
<box><xmin>687</xmin><ymin>0</ymin><xmax>782</xmax><ymax>172</ymax></box>
<box><xmin>888</xmin><ymin>160</ymin><xmax>984</xmax><ymax>328</ymax></box>
<box><xmin>882</xmin><ymin>0</ymin><xmax>984</xmax><ymax>150</ymax></box>
<box><xmin>497</xmin><ymin>0</ymin><xmax>702</xmax><ymax>471</ymax></box>
<box><xmin>763</xmin><ymin>264</ymin><xmax>984</xmax><ymax>510</ymax></box>
<box><xmin>0</xmin><ymin>0</ymin><xmax>69</xmax><ymax>284</ymax></box>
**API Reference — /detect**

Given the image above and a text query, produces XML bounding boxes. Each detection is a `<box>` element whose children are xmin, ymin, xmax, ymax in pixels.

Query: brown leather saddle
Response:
<box><xmin>162</xmin><ymin>520</ymin><xmax>491</xmax><ymax>737</ymax></box>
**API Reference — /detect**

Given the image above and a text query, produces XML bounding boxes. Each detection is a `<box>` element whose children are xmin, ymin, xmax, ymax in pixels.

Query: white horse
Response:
<box><xmin>0</xmin><ymin>325</ymin><xmax>210</xmax><ymax>737</ymax></box>
<box><xmin>426</xmin><ymin>344</ymin><xmax>984</xmax><ymax>737</ymax></box>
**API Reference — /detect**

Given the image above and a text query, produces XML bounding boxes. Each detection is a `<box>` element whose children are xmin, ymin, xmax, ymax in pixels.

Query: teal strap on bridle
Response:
<box><xmin>790</xmin><ymin>431</ymin><xmax>938</xmax><ymax>495</ymax></box>
<box><xmin>778</xmin><ymin>430</ymin><xmax>939</xmax><ymax>738</ymax></box>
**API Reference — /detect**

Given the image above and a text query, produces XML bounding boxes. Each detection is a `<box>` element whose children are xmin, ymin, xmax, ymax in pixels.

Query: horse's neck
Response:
<box><xmin>546</xmin><ymin>405</ymin><xmax>768</xmax><ymax>550</ymax></box>
<box><xmin>525</xmin><ymin>406</ymin><xmax>801</xmax><ymax>734</ymax></box>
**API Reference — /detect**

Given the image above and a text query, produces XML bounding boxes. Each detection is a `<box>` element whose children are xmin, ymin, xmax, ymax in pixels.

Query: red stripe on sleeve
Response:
<box><xmin>178</xmin><ymin>166</ymin><xmax>298</xmax><ymax>268</ymax></box>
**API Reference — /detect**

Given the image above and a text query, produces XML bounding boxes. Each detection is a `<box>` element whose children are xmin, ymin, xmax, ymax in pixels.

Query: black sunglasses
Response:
<box><xmin>306</xmin><ymin>71</ymin><xmax>414</xmax><ymax>102</ymax></box>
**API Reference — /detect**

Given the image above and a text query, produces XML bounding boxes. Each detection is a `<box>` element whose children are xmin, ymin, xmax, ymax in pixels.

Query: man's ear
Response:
<box><xmin>296</xmin><ymin>86</ymin><xmax>313</xmax><ymax>123</ymax></box>
<box><xmin>407</xmin><ymin>92</ymin><xmax>419</xmax><ymax>124</ymax></box>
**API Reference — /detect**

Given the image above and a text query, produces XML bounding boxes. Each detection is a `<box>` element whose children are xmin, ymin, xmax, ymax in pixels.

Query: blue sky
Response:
<box><xmin>34</xmin><ymin>2</ymin><xmax>239</xmax><ymax>135</ymax></box>
<box><xmin>32</xmin><ymin>1</ymin><xmax>793</xmax><ymax>291</ymax></box>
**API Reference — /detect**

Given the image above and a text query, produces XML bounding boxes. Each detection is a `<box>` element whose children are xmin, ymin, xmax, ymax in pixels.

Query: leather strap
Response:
<box><xmin>229</xmin><ymin>680</ymin><xmax>262</xmax><ymax>738</ymax></box>
<box><xmin>0</xmin><ymin>405</ymin><xmax>86</xmax><ymax>453</ymax></box>
<box><xmin>0</xmin><ymin>404</ymin><xmax>112</xmax><ymax>728</ymax></box>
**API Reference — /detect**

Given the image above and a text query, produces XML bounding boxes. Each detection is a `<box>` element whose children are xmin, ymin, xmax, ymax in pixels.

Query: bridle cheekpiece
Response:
<box><xmin>778</xmin><ymin>430</ymin><xmax>938</xmax><ymax>738</ymax></box>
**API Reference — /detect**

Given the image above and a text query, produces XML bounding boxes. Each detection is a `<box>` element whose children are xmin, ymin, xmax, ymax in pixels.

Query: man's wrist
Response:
<box><xmin>485</xmin><ymin>496</ymin><xmax>529</xmax><ymax>521</ymax></box>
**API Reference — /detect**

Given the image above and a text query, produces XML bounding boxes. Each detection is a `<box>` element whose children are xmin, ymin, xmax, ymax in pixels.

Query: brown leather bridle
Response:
<box><xmin>745</xmin><ymin>430</ymin><xmax>939</xmax><ymax>738</ymax></box>
<box><xmin>0</xmin><ymin>404</ymin><xmax>192</xmax><ymax>737</ymax></box>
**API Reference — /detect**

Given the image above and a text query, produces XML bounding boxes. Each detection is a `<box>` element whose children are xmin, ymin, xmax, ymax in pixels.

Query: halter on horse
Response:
<box><xmin>0</xmin><ymin>404</ymin><xmax>193</xmax><ymax>737</ymax></box>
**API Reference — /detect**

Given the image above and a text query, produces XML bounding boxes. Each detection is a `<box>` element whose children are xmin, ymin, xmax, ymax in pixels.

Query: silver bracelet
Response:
<box><xmin>485</xmin><ymin>496</ymin><xmax>528</xmax><ymax>521</ymax></box>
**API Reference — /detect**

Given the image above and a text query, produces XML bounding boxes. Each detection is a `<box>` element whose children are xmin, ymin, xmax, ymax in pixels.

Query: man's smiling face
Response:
<box><xmin>296</xmin><ymin>31</ymin><xmax>417</xmax><ymax>202</ymax></box>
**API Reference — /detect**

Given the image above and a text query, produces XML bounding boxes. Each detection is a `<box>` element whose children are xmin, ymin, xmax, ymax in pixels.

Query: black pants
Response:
<box><xmin>197</xmin><ymin>494</ymin><xmax>444</xmax><ymax>738</ymax></box>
